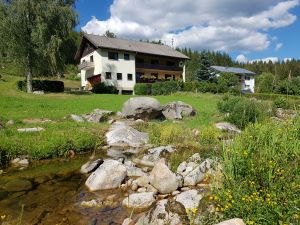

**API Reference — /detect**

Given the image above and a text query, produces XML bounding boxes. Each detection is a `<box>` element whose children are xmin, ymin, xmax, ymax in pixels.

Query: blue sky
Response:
<box><xmin>75</xmin><ymin>0</ymin><xmax>300</xmax><ymax>62</ymax></box>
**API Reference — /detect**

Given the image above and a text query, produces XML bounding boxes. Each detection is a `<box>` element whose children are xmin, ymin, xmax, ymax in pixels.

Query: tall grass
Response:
<box><xmin>207</xmin><ymin>119</ymin><xmax>300</xmax><ymax>225</ymax></box>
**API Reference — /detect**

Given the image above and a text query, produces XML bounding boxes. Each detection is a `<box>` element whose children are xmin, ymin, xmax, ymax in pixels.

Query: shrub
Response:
<box><xmin>256</xmin><ymin>72</ymin><xmax>276</xmax><ymax>93</ymax></box>
<box><xmin>152</xmin><ymin>81</ymin><xmax>183</xmax><ymax>95</ymax></box>
<box><xmin>217</xmin><ymin>95</ymin><xmax>271</xmax><ymax>129</ymax></box>
<box><xmin>92</xmin><ymin>82</ymin><xmax>118</xmax><ymax>94</ymax></box>
<box><xmin>273</xmin><ymin>97</ymin><xmax>290</xmax><ymax>109</ymax></box>
<box><xmin>183</xmin><ymin>81</ymin><xmax>198</xmax><ymax>92</ymax></box>
<box><xmin>216</xmin><ymin>72</ymin><xmax>240</xmax><ymax>93</ymax></box>
<box><xmin>134</xmin><ymin>83</ymin><xmax>152</xmax><ymax>95</ymax></box>
<box><xmin>17</xmin><ymin>80</ymin><xmax>64</xmax><ymax>92</ymax></box>
<box><xmin>275</xmin><ymin>77</ymin><xmax>300</xmax><ymax>95</ymax></box>
<box><xmin>207</xmin><ymin>120</ymin><xmax>300</xmax><ymax>225</ymax></box>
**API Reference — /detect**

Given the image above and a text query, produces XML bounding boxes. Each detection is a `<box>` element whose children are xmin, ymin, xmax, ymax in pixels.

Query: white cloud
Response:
<box><xmin>250</xmin><ymin>57</ymin><xmax>279</xmax><ymax>63</ymax></box>
<box><xmin>236</xmin><ymin>54</ymin><xmax>248</xmax><ymax>63</ymax></box>
<box><xmin>81</xmin><ymin>0</ymin><xmax>299</xmax><ymax>52</ymax></box>
<box><xmin>275</xmin><ymin>43</ymin><xmax>283</xmax><ymax>51</ymax></box>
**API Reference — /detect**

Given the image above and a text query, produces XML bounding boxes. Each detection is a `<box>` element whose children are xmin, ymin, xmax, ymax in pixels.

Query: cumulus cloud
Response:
<box><xmin>250</xmin><ymin>57</ymin><xmax>280</xmax><ymax>63</ymax></box>
<box><xmin>81</xmin><ymin>0</ymin><xmax>299</xmax><ymax>52</ymax></box>
<box><xmin>236</xmin><ymin>54</ymin><xmax>248</xmax><ymax>63</ymax></box>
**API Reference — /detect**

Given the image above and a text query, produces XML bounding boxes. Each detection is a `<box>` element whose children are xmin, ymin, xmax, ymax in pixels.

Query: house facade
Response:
<box><xmin>75</xmin><ymin>33</ymin><xmax>189</xmax><ymax>93</ymax></box>
<box><xmin>211</xmin><ymin>66</ymin><xmax>256</xmax><ymax>93</ymax></box>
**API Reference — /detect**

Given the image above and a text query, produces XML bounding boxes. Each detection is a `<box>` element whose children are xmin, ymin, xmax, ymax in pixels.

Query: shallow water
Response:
<box><xmin>0</xmin><ymin>155</ymin><xmax>132</xmax><ymax>225</ymax></box>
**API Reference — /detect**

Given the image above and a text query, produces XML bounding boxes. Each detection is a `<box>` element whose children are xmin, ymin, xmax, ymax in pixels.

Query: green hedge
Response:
<box><xmin>134</xmin><ymin>83</ymin><xmax>152</xmax><ymax>95</ymax></box>
<box><xmin>152</xmin><ymin>81</ymin><xmax>183</xmax><ymax>95</ymax></box>
<box><xmin>17</xmin><ymin>80</ymin><xmax>64</xmax><ymax>92</ymax></box>
<box><xmin>92</xmin><ymin>82</ymin><xmax>118</xmax><ymax>94</ymax></box>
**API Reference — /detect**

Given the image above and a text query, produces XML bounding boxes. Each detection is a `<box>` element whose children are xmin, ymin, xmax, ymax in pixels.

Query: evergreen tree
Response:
<box><xmin>104</xmin><ymin>30</ymin><xmax>117</xmax><ymax>38</ymax></box>
<box><xmin>195</xmin><ymin>52</ymin><xmax>214</xmax><ymax>81</ymax></box>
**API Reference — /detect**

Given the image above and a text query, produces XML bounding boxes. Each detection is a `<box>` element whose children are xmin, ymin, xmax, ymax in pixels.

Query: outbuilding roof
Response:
<box><xmin>78</xmin><ymin>33</ymin><xmax>189</xmax><ymax>60</ymax></box>
<box><xmin>211</xmin><ymin>66</ymin><xmax>256</xmax><ymax>75</ymax></box>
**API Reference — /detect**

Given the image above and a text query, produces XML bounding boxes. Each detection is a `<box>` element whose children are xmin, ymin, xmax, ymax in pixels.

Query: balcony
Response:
<box><xmin>136</xmin><ymin>63</ymin><xmax>182</xmax><ymax>72</ymax></box>
<box><xmin>78</xmin><ymin>61</ymin><xmax>95</xmax><ymax>70</ymax></box>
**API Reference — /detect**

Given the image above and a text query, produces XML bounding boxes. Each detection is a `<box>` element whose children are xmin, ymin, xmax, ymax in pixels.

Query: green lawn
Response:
<box><xmin>0</xmin><ymin>75</ymin><xmax>221</xmax><ymax>165</ymax></box>
<box><xmin>0</xmin><ymin>75</ymin><xmax>221</xmax><ymax>128</ymax></box>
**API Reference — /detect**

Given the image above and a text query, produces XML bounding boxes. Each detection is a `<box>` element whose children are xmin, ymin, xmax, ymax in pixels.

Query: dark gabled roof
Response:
<box><xmin>211</xmin><ymin>66</ymin><xmax>256</xmax><ymax>75</ymax></box>
<box><xmin>76</xmin><ymin>33</ymin><xmax>189</xmax><ymax>60</ymax></box>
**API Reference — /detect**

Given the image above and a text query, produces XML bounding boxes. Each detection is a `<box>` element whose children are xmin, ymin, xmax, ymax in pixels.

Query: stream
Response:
<box><xmin>0</xmin><ymin>154</ymin><xmax>133</xmax><ymax>225</ymax></box>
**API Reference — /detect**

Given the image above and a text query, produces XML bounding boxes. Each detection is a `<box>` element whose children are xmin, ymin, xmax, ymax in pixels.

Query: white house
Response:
<box><xmin>211</xmin><ymin>66</ymin><xmax>256</xmax><ymax>93</ymax></box>
<box><xmin>75</xmin><ymin>33</ymin><xmax>189</xmax><ymax>94</ymax></box>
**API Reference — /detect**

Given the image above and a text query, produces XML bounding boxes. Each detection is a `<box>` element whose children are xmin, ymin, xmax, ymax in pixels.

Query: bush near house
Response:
<box><xmin>205</xmin><ymin>119</ymin><xmax>300</xmax><ymax>225</ymax></box>
<box><xmin>134</xmin><ymin>83</ymin><xmax>152</xmax><ymax>95</ymax></box>
<box><xmin>92</xmin><ymin>82</ymin><xmax>118</xmax><ymax>94</ymax></box>
<box><xmin>217</xmin><ymin>95</ymin><xmax>272</xmax><ymax>129</ymax></box>
<box><xmin>152</xmin><ymin>80</ymin><xmax>183</xmax><ymax>95</ymax></box>
<box><xmin>17</xmin><ymin>80</ymin><xmax>64</xmax><ymax>92</ymax></box>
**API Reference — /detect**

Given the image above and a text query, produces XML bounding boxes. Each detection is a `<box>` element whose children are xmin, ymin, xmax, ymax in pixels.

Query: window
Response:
<box><xmin>90</xmin><ymin>55</ymin><xmax>94</xmax><ymax>62</ymax></box>
<box><xmin>108</xmin><ymin>52</ymin><xmax>118</xmax><ymax>60</ymax></box>
<box><xmin>124</xmin><ymin>53</ymin><xmax>130</xmax><ymax>60</ymax></box>
<box><xmin>117</xmin><ymin>73</ymin><xmax>122</xmax><ymax>80</ymax></box>
<box><xmin>105</xmin><ymin>72</ymin><xmax>111</xmax><ymax>79</ymax></box>
<box><xmin>127</xmin><ymin>73</ymin><xmax>133</xmax><ymax>81</ymax></box>
<box><xmin>245</xmin><ymin>76</ymin><xmax>251</xmax><ymax>81</ymax></box>
<box><xmin>151</xmin><ymin>59</ymin><xmax>159</xmax><ymax>65</ymax></box>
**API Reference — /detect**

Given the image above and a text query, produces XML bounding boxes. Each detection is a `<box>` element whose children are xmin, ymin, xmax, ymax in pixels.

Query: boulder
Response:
<box><xmin>136</xmin><ymin>175</ymin><xmax>150</xmax><ymax>187</ymax></box>
<box><xmin>215</xmin><ymin>218</ymin><xmax>246</xmax><ymax>225</ymax></box>
<box><xmin>80</xmin><ymin>158</ymin><xmax>103</xmax><ymax>174</ymax></box>
<box><xmin>215</xmin><ymin>122</ymin><xmax>241</xmax><ymax>134</ymax></box>
<box><xmin>122</xmin><ymin>97</ymin><xmax>162</xmax><ymax>120</ymax></box>
<box><xmin>175</xmin><ymin>190</ymin><xmax>202</xmax><ymax>210</ymax></box>
<box><xmin>85</xmin><ymin>159</ymin><xmax>127</xmax><ymax>191</ymax></box>
<box><xmin>149</xmin><ymin>159</ymin><xmax>178</xmax><ymax>194</ymax></box>
<box><xmin>22</xmin><ymin>118</ymin><xmax>52</xmax><ymax>123</ymax></box>
<box><xmin>17</xmin><ymin>127</ymin><xmax>45</xmax><ymax>132</ymax></box>
<box><xmin>106</xmin><ymin>124</ymin><xmax>148</xmax><ymax>148</ymax></box>
<box><xmin>162</xmin><ymin>101</ymin><xmax>195</xmax><ymax>120</ymax></box>
<box><xmin>183</xmin><ymin>159</ymin><xmax>212</xmax><ymax>186</ymax></box>
<box><xmin>33</xmin><ymin>90</ymin><xmax>44</xmax><ymax>95</ymax></box>
<box><xmin>70</xmin><ymin>114</ymin><xmax>84</xmax><ymax>122</ymax></box>
<box><xmin>142</xmin><ymin>145</ymin><xmax>175</xmax><ymax>163</ymax></box>
<box><xmin>122</xmin><ymin>192</ymin><xmax>155</xmax><ymax>210</ymax></box>
<box><xmin>136</xmin><ymin>199</ymin><xmax>182</xmax><ymax>225</ymax></box>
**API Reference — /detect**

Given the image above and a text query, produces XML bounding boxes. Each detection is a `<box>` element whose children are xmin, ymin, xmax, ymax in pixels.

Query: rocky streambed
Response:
<box><xmin>0</xmin><ymin>97</ymin><xmax>244</xmax><ymax>225</ymax></box>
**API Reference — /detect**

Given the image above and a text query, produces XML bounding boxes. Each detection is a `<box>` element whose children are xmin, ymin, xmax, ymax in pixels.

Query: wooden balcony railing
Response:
<box><xmin>136</xmin><ymin>63</ymin><xmax>182</xmax><ymax>71</ymax></box>
<box><xmin>78</xmin><ymin>61</ymin><xmax>95</xmax><ymax>70</ymax></box>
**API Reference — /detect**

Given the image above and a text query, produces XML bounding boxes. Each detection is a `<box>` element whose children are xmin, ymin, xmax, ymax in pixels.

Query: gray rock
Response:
<box><xmin>80</xmin><ymin>158</ymin><xmax>103</xmax><ymax>174</ymax></box>
<box><xmin>126</xmin><ymin>166</ymin><xmax>146</xmax><ymax>177</ymax></box>
<box><xmin>133</xmin><ymin>158</ymin><xmax>155</xmax><ymax>167</ymax></box>
<box><xmin>146</xmin><ymin>184</ymin><xmax>158</xmax><ymax>195</ymax></box>
<box><xmin>80</xmin><ymin>199</ymin><xmax>102</xmax><ymax>208</ymax></box>
<box><xmin>215</xmin><ymin>218</ymin><xmax>246</xmax><ymax>225</ymax></box>
<box><xmin>162</xmin><ymin>101</ymin><xmax>195</xmax><ymax>120</ymax></box>
<box><xmin>122</xmin><ymin>218</ymin><xmax>133</xmax><ymax>225</ymax></box>
<box><xmin>82</xmin><ymin>109</ymin><xmax>113</xmax><ymax>123</ymax></box>
<box><xmin>142</xmin><ymin>145</ymin><xmax>175</xmax><ymax>163</ymax></box>
<box><xmin>33</xmin><ymin>90</ymin><xmax>44</xmax><ymax>95</ymax></box>
<box><xmin>17</xmin><ymin>127</ymin><xmax>45</xmax><ymax>132</ymax></box>
<box><xmin>215</xmin><ymin>122</ymin><xmax>241</xmax><ymax>134</ymax></box>
<box><xmin>136</xmin><ymin>175</ymin><xmax>150</xmax><ymax>187</ymax></box>
<box><xmin>6</xmin><ymin>120</ymin><xmax>15</xmax><ymax>125</ymax></box>
<box><xmin>122</xmin><ymin>97</ymin><xmax>162</xmax><ymax>120</ymax></box>
<box><xmin>136</xmin><ymin>199</ymin><xmax>182</xmax><ymax>225</ymax></box>
<box><xmin>175</xmin><ymin>189</ymin><xmax>202</xmax><ymax>210</ymax></box>
<box><xmin>137</xmin><ymin>187</ymin><xmax>147</xmax><ymax>193</ymax></box>
<box><xmin>11</xmin><ymin>158</ymin><xmax>29</xmax><ymax>167</ymax></box>
<box><xmin>149</xmin><ymin>159</ymin><xmax>178</xmax><ymax>194</ymax></box>
<box><xmin>183</xmin><ymin>159</ymin><xmax>211</xmax><ymax>186</ymax></box>
<box><xmin>70</xmin><ymin>114</ymin><xmax>84</xmax><ymax>122</ymax></box>
<box><xmin>106</xmin><ymin>123</ymin><xmax>148</xmax><ymax>148</ymax></box>
<box><xmin>85</xmin><ymin>159</ymin><xmax>127</xmax><ymax>191</ymax></box>
<box><xmin>188</xmin><ymin>153</ymin><xmax>201</xmax><ymax>163</ymax></box>
<box><xmin>122</xmin><ymin>192</ymin><xmax>155</xmax><ymax>210</ymax></box>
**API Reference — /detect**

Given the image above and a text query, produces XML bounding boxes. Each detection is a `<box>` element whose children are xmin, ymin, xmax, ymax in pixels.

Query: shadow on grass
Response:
<box><xmin>64</xmin><ymin>90</ymin><xmax>93</xmax><ymax>95</ymax></box>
